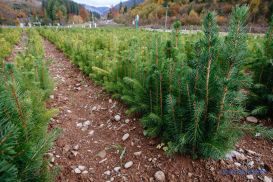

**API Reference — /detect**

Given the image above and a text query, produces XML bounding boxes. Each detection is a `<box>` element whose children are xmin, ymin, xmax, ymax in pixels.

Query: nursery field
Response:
<box><xmin>1</xmin><ymin>6</ymin><xmax>273</xmax><ymax>182</ymax></box>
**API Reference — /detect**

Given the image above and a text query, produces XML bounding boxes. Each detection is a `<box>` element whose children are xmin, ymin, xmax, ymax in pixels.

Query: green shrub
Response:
<box><xmin>247</xmin><ymin>15</ymin><xmax>273</xmax><ymax>119</ymax></box>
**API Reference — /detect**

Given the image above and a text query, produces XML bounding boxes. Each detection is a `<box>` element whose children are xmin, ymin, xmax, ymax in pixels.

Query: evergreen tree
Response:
<box><xmin>247</xmin><ymin>15</ymin><xmax>273</xmax><ymax>119</ymax></box>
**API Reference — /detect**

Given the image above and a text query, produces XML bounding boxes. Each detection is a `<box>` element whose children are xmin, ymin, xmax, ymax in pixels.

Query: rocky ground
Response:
<box><xmin>42</xmin><ymin>38</ymin><xmax>273</xmax><ymax>182</ymax></box>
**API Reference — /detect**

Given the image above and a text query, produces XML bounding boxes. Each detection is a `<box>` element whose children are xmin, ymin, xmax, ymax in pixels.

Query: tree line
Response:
<box><xmin>42</xmin><ymin>0</ymin><xmax>93</xmax><ymax>25</ymax></box>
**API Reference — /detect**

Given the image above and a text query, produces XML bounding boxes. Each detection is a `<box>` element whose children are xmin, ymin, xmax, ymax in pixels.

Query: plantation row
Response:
<box><xmin>0</xmin><ymin>28</ymin><xmax>21</xmax><ymax>65</ymax></box>
<box><xmin>0</xmin><ymin>29</ymin><xmax>57</xmax><ymax>181</ymax></box>
<box><xmin>39</xmin><ymin>6</ymin><xmax>273</xmax><ymax>159</ymax></box>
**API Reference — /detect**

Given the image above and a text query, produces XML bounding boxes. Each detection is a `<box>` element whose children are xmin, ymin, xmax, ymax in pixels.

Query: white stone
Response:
<box><xmin>73</xmin><ymin>144</ymin><xmax>79</xmax><ymax>150</ymax></box>
<box><xmin>76</xmin><ymin>123</ymin><xmax>83</xmax><ymax>128</ymax></box>
<box><xmin>154</xmin><ymin>171</ymin><xmax>166</xmax><ymax>182</ymax></box>
<box><xmin>114</xmin><ymin>166</ymin><xmax>121</xmax><ymax>172</ymax></box>
<box><xmin>264</xmin><ymin>176</ymin><xmax>272</xmax><ymax>182</ymax></box>
<box><xmin>83</xmin><ymin>120</ymin><xmax>91</xmax><ymax>126</ymax></box>
<box><xmin>247</xmin><ymin>175</ymin><xmax>254</xmax><ymax>180</ymax></box>
<box><xmin>74</xmin><ymin>168</ymin><xmax>81</xmax><ymax>174</ymax></box>
<box><xmin>234</xmin><ymin>162</ymin><xmax>241</xmax><ymax>167</ymax></box>
<box><xmin>50</xmin><ymin>95</ymin><xmax>54</xmax><ymax>99</ymax></box>
<box><xmin>134</xmin><ymin>151</ymin><xmax>142</xmax><ymax>156</ymax></box>
<box><xmin>248</xmin><ymin>161</ymin><xmax>254</xmax><ymax>167</ymax></box>
<box><xmin>125</xmin><ymin>119</ymin><xmax>130</xmax><ymax>124</ymax></box>
<box><xmin>246</xmin><ymin>149</ymin><xmax>256</xmax><ymax>155</ymax></box>
<box><xmin>246</xmin><ymin>116</ymin><xmax>258</xmax><ymax>123</ymax></box>
<box><xmin>114</xmin><ymin>115</ymin><xmax>121</xmax><ymax>121</ymax></box>
<box><xmin>50</xmin><ymin>157</ymin><xmax>55</xmax><ymax>163</ymax></box>
<box><xmin>78</xmin><ymin>165</ymin><xmax>86</xmax><ymax>171</ymax></box>
<box><xmin>122</xmin><ymin>133</ymin><xmax>130</xmax><ymax>141</ymax></box>
<box><xmin>82</xmin><ymin>170</ymin><xmax>88</xmax><ymax>174</ymax></box>
<box><xmin>226</xmin><ymin>150</ymin><xmax>247</xmax><ymax>161</ymax></box>
<box><xmin>124</xmin><ymin>161</ymin><xmax>133</xmax><ymax>169</ymax></box>
<box><xmin>104</xmin><ymin>170</ymin><xmax>111</xmax><ymax>176</ymax></box>
<box><xmin>89</xmin><ymin>130</ymin><xmax>95</xmax><ymax>136</ymax></box>
<box><xmin>109</xmin><ymin>99</ymin><xmax>113</xmax><ymax>103</ymax></box>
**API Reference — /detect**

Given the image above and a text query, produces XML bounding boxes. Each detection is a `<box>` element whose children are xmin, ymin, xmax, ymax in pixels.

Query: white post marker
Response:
<box><xmin>136</xmin><ymin>14</ymin><xmax>139</xmax><ymax>29</ymax></box>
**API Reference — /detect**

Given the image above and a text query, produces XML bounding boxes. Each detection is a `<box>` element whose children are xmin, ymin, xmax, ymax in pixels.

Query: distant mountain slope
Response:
<box><xmin>114</xmin><ymin>0</ymin><xmax>273</xmax><ymax>28</ymax></box>
<box><xmin>1</xmin><ymin>0</ymin><xmax>42</xmax><ymax>8</ymax></box>
<box><xmin>84</xmin><ymin>5</ymin><xmax>109</xmax><ymax>15</ymax></box>
<box><xmin>115</xmin><ymin>0</ymin><xmax>144</xmax><ymax>10</ymax></box>
<box><xmin>0</xmin><ymin>0</ymin><xmax>92</xmax><ymax>25</ymax></box>
<box><xmin>82</xmin><ymin>0</ymin><xmax>144</xmax><ymax>16</ymax></box>
<box><xmin>0</xmin><ymin>0</ymin><xmax>42</xmax><ymax>24</ymax></box>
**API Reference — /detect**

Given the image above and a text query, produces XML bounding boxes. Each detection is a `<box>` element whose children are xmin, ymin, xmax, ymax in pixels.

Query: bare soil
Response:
<box><xmin>43</xmin><ymin>39</ymin><xmax>272</xmax><ymax>182</ymax></box>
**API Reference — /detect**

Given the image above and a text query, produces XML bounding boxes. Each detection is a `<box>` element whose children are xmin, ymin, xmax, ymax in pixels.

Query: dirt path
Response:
<box><xmin>5</xmin><ymin>31</ymin><xmax>28</xmax><ymax>62</ymax></box>
<box><xmin>43</xmin><ymin>39</ymin><xmax>272</xmax><ymax>182</ymax></box>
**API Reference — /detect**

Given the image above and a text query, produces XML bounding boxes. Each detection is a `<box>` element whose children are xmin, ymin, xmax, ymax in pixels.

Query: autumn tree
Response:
<box><xmin>249</xmin><ymin>0</ymin><xmax>260</xmax><ymax>22</ymax></box>
<box><xmin>79</xmin><ymin>7</ymin><xmax>90</xmax><ymax>22</ymax></box>
<box><xmin>68</xmin><ymin>15</ymin><xmax>83</xmax><ymax>24</ymax></box>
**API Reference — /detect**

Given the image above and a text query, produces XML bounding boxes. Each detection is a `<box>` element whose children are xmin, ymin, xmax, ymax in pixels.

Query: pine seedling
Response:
<box><xmin>248</xmin><ymin>15</ymin><xmax>273</xmax><ymax>119</ymax></box>
<box><xmin>198</xmin><ymin>6</ymin><xmax>250</xmax><ymax>158</ymax></box>
<box><xmin>172</xmin><ymin>20</ymin><xmax>182</xmax><ymax>47</ymax></box>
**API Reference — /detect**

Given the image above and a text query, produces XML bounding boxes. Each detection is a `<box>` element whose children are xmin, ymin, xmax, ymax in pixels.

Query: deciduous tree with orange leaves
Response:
<box><xmin>79</xmin><ymin>7</ymin><xmax>90</xmax><ymax>22</ymax></box>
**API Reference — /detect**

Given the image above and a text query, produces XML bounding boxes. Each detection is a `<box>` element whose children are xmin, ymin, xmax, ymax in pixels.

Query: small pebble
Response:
<box><xmin>114</xmin><ymin>166</ymin><xmax>121</xmax><ymax>172</ymax></box>
<box><xmin>114</xmin><ymin>115</ymin><xmax>121</xmax><ymax>121</ymax></box>
<box><xmin>73</xmin><ymin>144</ymin><xmax>79</xmax><ymax>150</ymax></box>
<box><xmin>264</xmin><ymin>176</ymin><xmax>272</xmax><ymax>182</ymax></box>
<box><xmin>78</xmin><ymin>165</ymin><xmax>86</xmax><ymax>171</ymax></box>
<box><xmin>122</xmin><ymin>133</ymin><xmax>130</xmax><ymax>141</ymax></box>
<box><xmin>74</xmin><ymin>168</ymin><xmax>81</xmax><ymax>174</ymax></box>
<box><xmin>154</xmin><ymin>171</ymin><xmax>166</xmax><ymax>182</ymax></box>
<box><xmin>89</xmin><ymin>130</ymin><xmax>95</xmax><ymax>136</ymax></box>
<box><xmin>124</xmin><ymin>161</ymin><xmax>133</xmax><ymax>169</ymax></box>
<box><xmin>104</xmin><ymin>170</ymin><xmax>111</xmax><ymax>176</ymax></box>
<box><xmin>247</xmin><ymin>175</ymin><xmax>254</xmax><ymax>180</ymax></box>
<box><xmin>134</xmin><ymin>151</ymin><xmax>142</xmax><ymax>156</ymax></box>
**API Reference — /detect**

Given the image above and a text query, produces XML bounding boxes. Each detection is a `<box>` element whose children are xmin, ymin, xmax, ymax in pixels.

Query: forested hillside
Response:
<box><xmin>113</xmin><ymin>0</ymin><xmax>273</xmax><ymax>28</ymax></box>
<box><xmin>0</xmin><ymin>0</ymin><xmax>92</xmax><ymax>25</ymax></box>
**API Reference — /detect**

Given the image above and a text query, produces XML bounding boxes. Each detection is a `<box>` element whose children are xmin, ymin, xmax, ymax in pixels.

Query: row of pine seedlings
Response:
<box><xmin>0</xmin><ymin>28</ymin><xmax>22</xmax><ymax>66</ymax></box>
<box><xmin>39</xmin><ymin>5</ymin><xmax>273</xmax><ymax>160</ymax></box>
<box><xmin>0</xmin><ymin>29</ymin><xmax>58</xmax><ymax>181</ymax></box>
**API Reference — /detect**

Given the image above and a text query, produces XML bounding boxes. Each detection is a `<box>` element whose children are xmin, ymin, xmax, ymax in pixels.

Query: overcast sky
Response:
<box><xmin>72</xmin><ymin>0</ymin><xmax>125</xmax><ymax>7</ymax></box>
